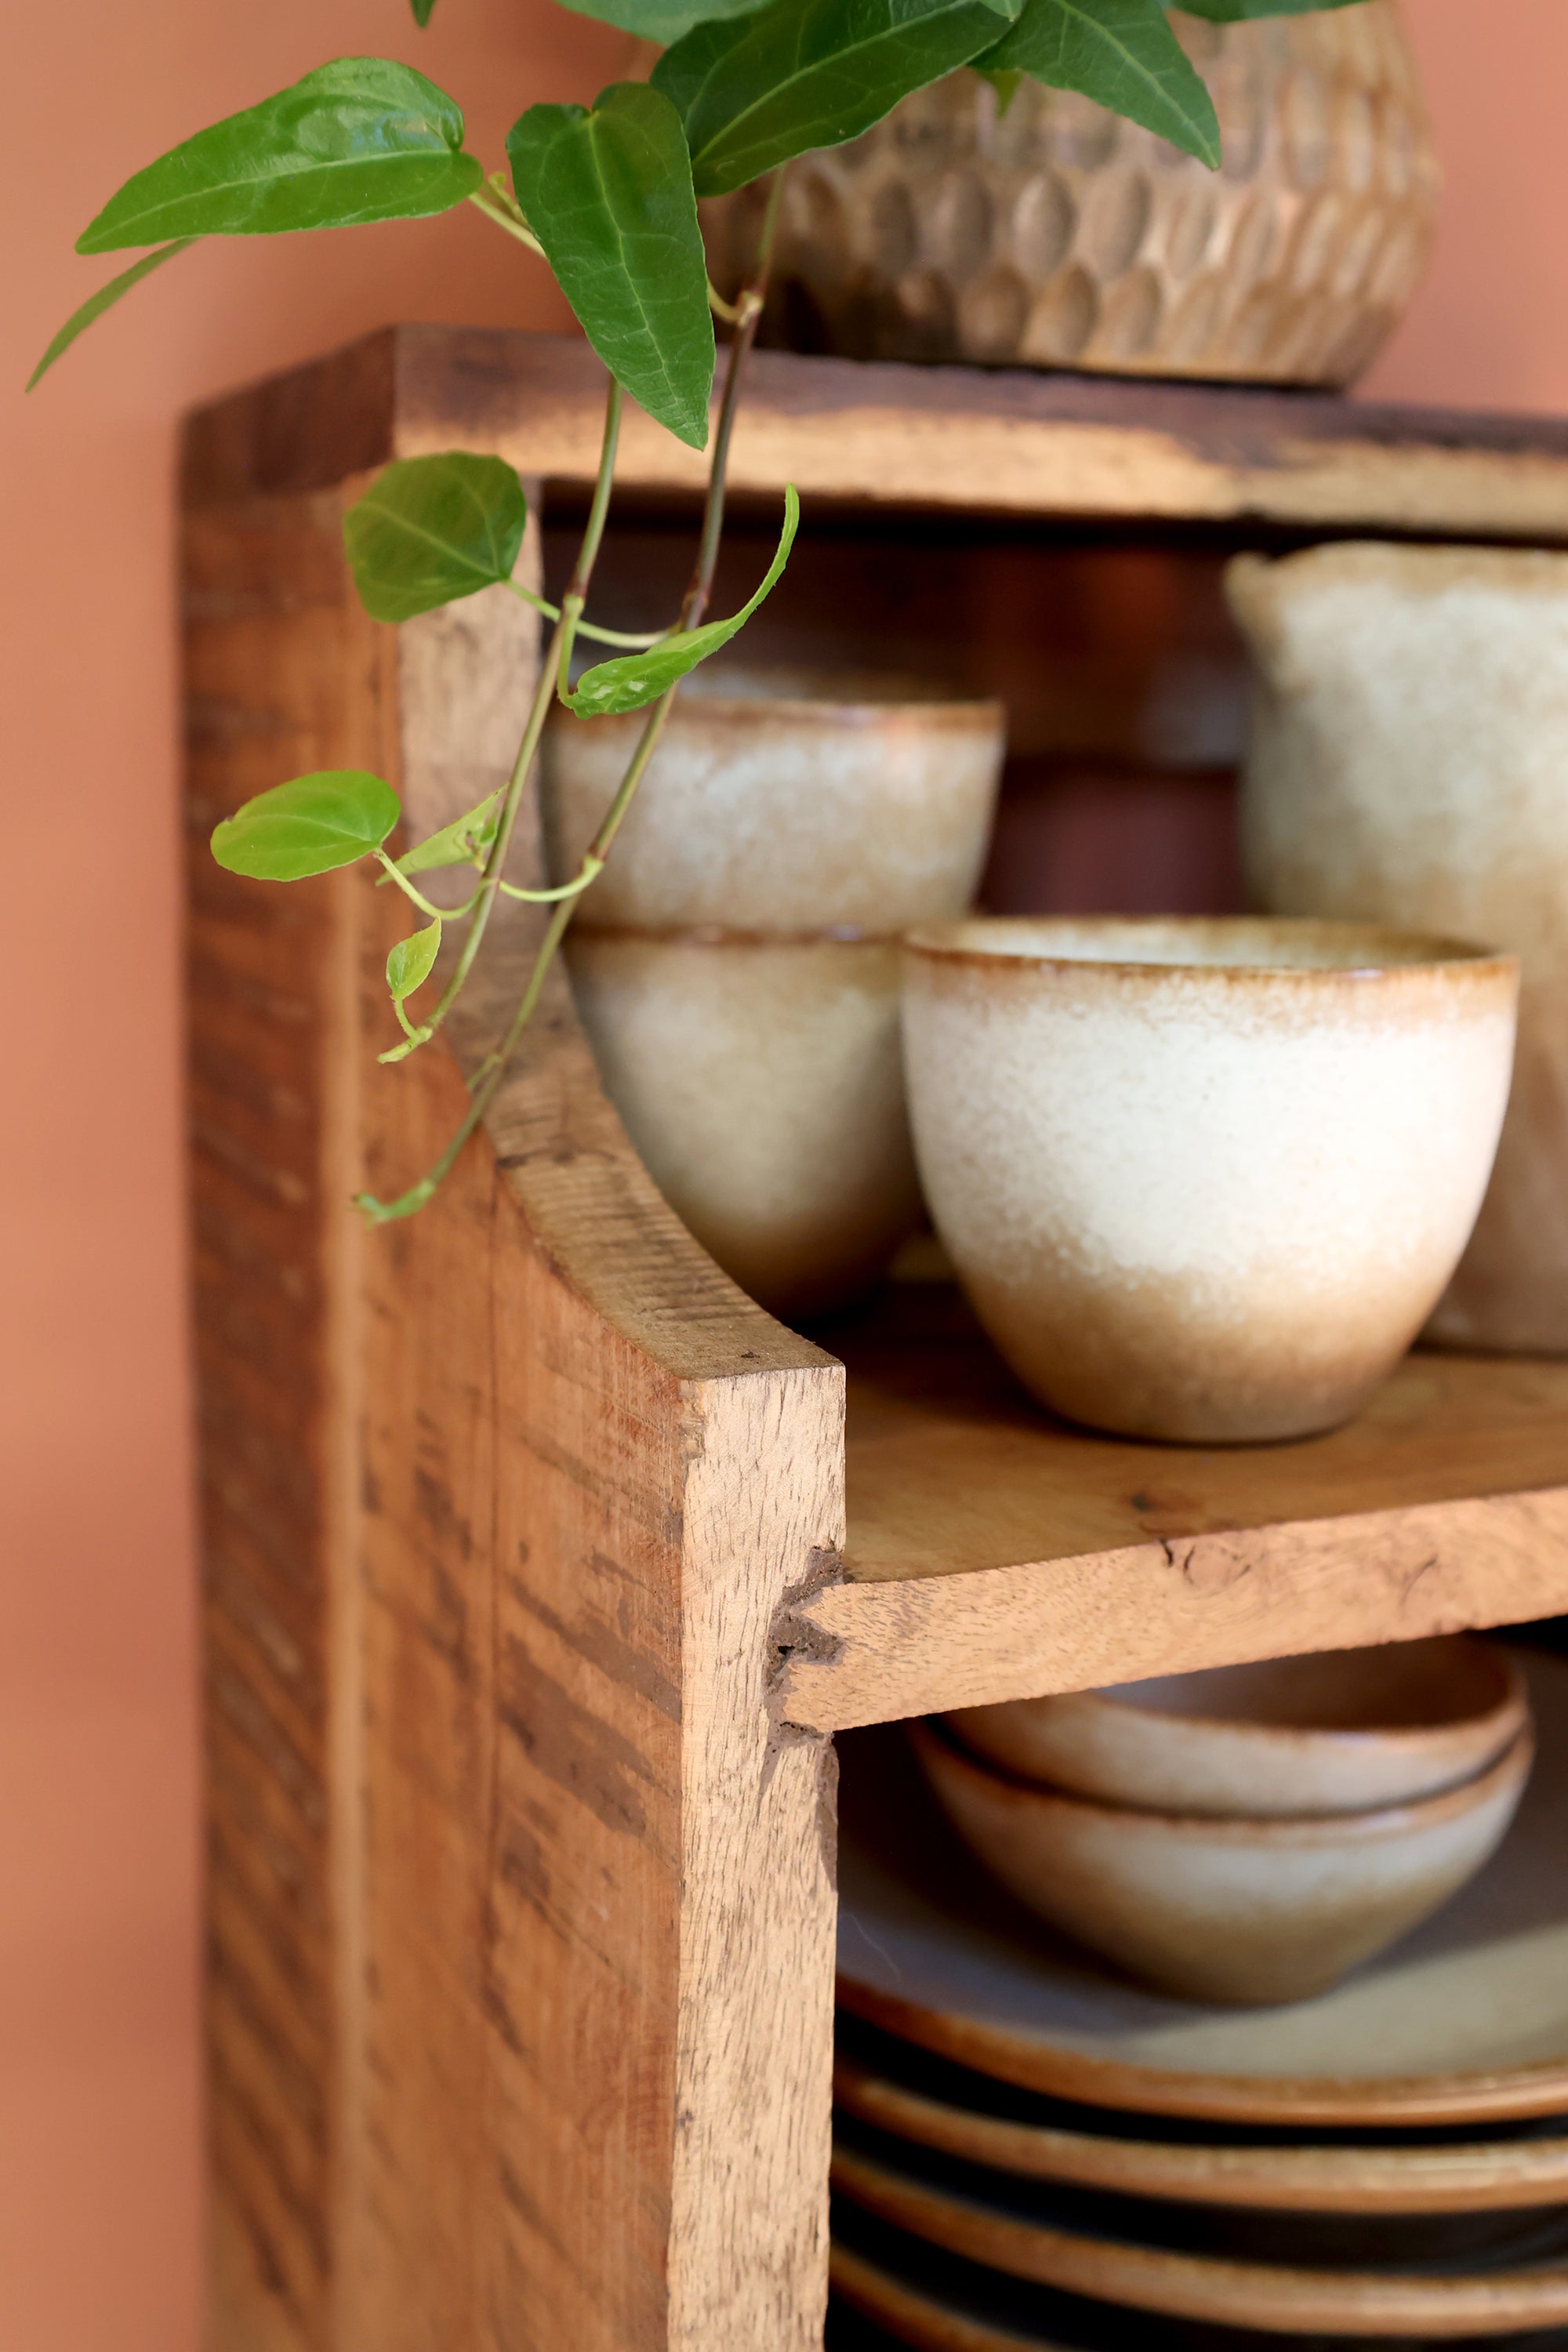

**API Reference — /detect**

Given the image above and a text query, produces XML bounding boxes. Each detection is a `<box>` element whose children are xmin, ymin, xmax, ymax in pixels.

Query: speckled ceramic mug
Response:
<box><xmin>902</xmin><ymin>917</ymin><xmax>1519</xmax><ymax>1443</ymax></box>
<box><xmin>567</xmin><ymin>926</ymin><xmax>923</xmax><ymax>1319</ymax></box>
<box><xmin>542</xmin><ymin>670</ymin><xmax>1004</xmax><ymax>932</ymax></box>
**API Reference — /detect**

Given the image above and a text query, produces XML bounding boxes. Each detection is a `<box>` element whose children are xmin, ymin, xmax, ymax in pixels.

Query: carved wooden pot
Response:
<box><xmin>703</xmin><ymin>2</ymin><xmax>1437</xmax><ymax>387</ymax></box>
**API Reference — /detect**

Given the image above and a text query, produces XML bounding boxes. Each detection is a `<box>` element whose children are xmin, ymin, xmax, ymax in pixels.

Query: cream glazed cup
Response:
<box><xmin>901</xmin><ymin>918</ymin><xmax>1519</xmax><ymax>1443</ymax></box>
<box><xmin>541</xmin><ymin>670</ymin><xmax>1004</xmax><ymax>931</ymax></box>
<box><xmin>565</xmin><ymin>926</ymin><xmax>923</xmax><ymax>1319</ymax></box>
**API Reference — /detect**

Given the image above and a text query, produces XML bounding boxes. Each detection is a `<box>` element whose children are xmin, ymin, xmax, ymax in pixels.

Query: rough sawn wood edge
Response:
<box><xmin>777</xmin><ymin>1483</ymin><xmax>1568</xmax><ymax>1733</ymax></box>
<box><xmin>180</xmin><ymin>325</ymin><xmax>1568</xmax><ymax>540</ymax></box>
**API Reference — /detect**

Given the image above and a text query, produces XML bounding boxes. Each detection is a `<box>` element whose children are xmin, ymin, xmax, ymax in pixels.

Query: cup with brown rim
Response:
<box><xmin>542</xmin><ymin>668</ymin><xmax>1005</xmax><ymax>931</ymax></box>
<box><xmin>901</xmin><ymin>917</ymin><xmax>1520</xmax><ymax>1443</ymax></box>
<box><xmin>565</xmin><ymin>924</ymin><xmax>922</xmax><ymax>1318</ymax></box>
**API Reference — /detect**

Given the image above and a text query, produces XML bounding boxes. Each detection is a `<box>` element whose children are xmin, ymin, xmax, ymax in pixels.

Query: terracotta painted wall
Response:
<box><xmin>2</xmin><ymin>2</ymin><xmax>1566</xmax><ymax>2345</ymax></box>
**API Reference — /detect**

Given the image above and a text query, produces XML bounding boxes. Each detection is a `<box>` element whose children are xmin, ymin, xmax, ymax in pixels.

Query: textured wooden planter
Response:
<box><xmin>187</xmin><ymin>330</ymin><xmax>1568</xmax><ymax>2352</ymax></box>
<box><xmin>705</xmin><ymin>1</ymin><xmax>1438</xmax><ymax>386</ymax></box>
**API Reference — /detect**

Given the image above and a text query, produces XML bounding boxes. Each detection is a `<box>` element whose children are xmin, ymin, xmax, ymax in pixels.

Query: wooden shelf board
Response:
<box><xmin>776</xmin><ymin>1287</ymin><xmax>1568</xmax><ymax>1734</ymax></box>
<box><xmin>183</xmin><ymin>325</ymin><xmax>1568</xmax><ymax>543</ymax></box>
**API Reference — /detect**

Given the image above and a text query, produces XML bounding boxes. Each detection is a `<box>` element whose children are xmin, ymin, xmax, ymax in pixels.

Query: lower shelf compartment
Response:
<box><xmin>778</xmin><ymin>1287</ymin><xmax>1568</xmax><ymax>1733</ymax></box>
<box><xmin>828</xmin><ymin>1659</ymin><xmax>1568</xmax><ymax>2351</ymax></box>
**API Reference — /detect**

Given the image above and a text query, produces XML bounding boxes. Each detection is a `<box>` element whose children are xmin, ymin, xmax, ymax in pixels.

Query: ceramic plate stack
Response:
<box><xmin>829</xmin><ymin>1649</ymin><xmax>1568</xmax><ymax>2352</ymax></box>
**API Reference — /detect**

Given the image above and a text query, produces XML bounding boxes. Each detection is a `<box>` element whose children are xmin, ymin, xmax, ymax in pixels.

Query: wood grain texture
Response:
<box><xmin>182</xmin><ymin>325</ymin><xmax>1568</xmax><ymax>543</ymax></box>
<box><xmin>778</xmin><ymin>1287</ymin><xmax>1568</xmax><ymax>1732</ymax></box>
<box><xmin>186</xmin><ymin>485</ymin><xmax>376</xmax><ymax>2352</ymax></box>
<box><xmin>187</xmin><ymin>442</ymin><xmax>842</xmax><ymax>2350</ymax></box>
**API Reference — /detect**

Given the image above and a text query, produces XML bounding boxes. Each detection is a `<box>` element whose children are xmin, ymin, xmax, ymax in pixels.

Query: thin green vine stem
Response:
<box><xmin>498</xmin><ymin>852</ymin><xmax>604</xmax><ymax>903</ymax></box>
<box><xmin>358</xmin><ymin>176</ymin><xmax>787</xmax><ymax>1225</ymax></box>
<box><xmin>413</xmin><ymin>378</ymin><xmax>622</xmax><ymax>1047</ymax></box>
<box><xmin>468</xmin><ymin>183</ymin><xmax>545</xmax><ymax>257</ymax></box>
<box><xmin>374</xmin><ymin>850</ymin><xmax>481</xmax><ymax>924</ymax></box>
<box><xmin>503</xmin><ymin>579</ymin><xmax>669</xmax><ymax>648</ymax></box>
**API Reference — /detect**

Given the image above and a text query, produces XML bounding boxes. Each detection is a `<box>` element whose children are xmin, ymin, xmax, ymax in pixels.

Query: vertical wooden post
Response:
<box><xmin>187</xmin><ymin>462</ymin><xmax>842</xmax><ymax>2352</ymax></box>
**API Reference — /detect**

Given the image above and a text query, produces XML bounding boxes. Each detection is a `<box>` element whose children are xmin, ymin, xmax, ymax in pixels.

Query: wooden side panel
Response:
<box><xmin>351</xmin><ymin>543</ymin><xmax>842</xmax><ymax>2352</ymax></box>
<box><xmin>185</xmin><ymin>488</ymin><xmax>380</xmax><ymax>2350</ymax></box>
<box><xmin>350</xmin><ymin>1026</ymin><xmax>688</xmax><ymax>2351</ymax></box>
<box><xmin>671</xmin><ymin>1370</ymin><xmax>840</xmax><ymax>2352</ymax></box>
<box><xmin>187</xmin><ymin>458</ymin><xmax>844</xmax><ymax>2351</ymax></box>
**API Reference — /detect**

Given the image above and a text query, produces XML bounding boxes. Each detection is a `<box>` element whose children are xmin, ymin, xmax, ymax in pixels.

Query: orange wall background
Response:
<box><xmin>3</xmin><ymin>3</ymin><xmax>1566</xmax><ymax>2345</ymax></box>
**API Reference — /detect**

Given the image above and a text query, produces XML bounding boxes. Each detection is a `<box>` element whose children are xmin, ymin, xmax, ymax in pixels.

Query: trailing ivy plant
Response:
<box><xmin>34</xmin><ymin>0</ymin><xmax>1367</xmax><ymax>1223</ymax></box>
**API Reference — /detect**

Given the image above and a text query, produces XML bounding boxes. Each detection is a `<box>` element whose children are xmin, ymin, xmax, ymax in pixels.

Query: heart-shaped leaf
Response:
<box><xmin>563</xmin><ymin>485</ymin><xmax>798</xmax><ymax>717</ymax></box>
<box><xmin>507</xmin><ymin>83</ymin><xmax>713</xmax><ymax>449</ymax></box>
<box><xmin>557</xmin><ymin>0</ymin><xmax>771</xmax><ymax>35</ymax></box>
<box><xmin>387</xmin><ymin>919</ymin><xmax>443</xmax><ymax>1000</ymax></box>
<box><xmin>978</xmin><ymin>0</ymin><xmax>1219</xmax><ymax>165</ymax></box>
<box><xmin>344</xmin><ymin>454</ymin><xmax>528</xmax><ymax>623</ymax></box>
<box><xmin>78</xmin><ymin>59</ymin><xmax>481</xmax><ymax>252</ymax></box>
<box><xmin>211</xmin><ymin>771</ymin><xmax>401</xmax><ymax>880</ymax></box>
<box><xmin>394</xmin><ymin>789</ymin><xmax>505</xmax><ymax>877</ymax></box>
<box><xmin>652</xmin><ymin>0</ymin><xmax>1023</xmax><ymax>198</ymax></box>
<box><xmin>27</xmin><ymin>238</ymin><xmax>196</xmax><ymax>390</ymax></box>
<box><xmin>411</xmin><ymin>0</ymin><xmax>438</xmax><ymax>20</ymax></box>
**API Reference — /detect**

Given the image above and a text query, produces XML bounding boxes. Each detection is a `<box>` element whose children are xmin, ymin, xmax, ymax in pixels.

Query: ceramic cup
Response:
<box><xmin>541</xmin><ymin>670</ymin><xmax>1004</xmax><ymax>931</ymax></box>
<box><xmin>1229</xmin><ymin>542</ymin><xmax>1568</xmax><ymax>1356</ymax></box>
<box><xmin>902</xmin><ymin>917</ymin><xmax>1520</xmax><ymax>1443</ymax></box>
<box><xmin>913</xmin><ymin>1718</ymin><xmax>1534</xmax><ymax>2008</ymax></box>
<box><xmin>564</xmin><ymin>927</ymin><xmax>922</xmax><ymax>1318</ymax></box>
<box><xmin>946</xmin><ymin>1638</ymin><xmax>1530</xmax><ymax>1820</ymax></box>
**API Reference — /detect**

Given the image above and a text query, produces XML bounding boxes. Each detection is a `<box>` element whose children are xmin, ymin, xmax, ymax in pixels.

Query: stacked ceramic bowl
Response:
<box><xmin>541</xmin><ymin>671</ymin><xmax>1005</xmax><ymax>1318</ymax></box>
<box><xmin>919</xmin><ymin>1637</ymin><xmax>1534</xmax><ymax>2007</ymax></box>
<box><xmin>829</xmin><ymin>1642</ymin><xmax>1568</xmax><ymax>2352</ymax></box>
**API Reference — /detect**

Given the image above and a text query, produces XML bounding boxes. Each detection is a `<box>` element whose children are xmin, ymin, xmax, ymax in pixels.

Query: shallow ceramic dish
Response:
<box><xmin>541</xmin><ymin>670</ymin><xmax>1004</xmax><ymax>931</ymax></box>
<box><xmin>946</xmin><ymin>1638</ymin><xmax>1529</xmax><ymax>1820</ymax></box>
<box><xmin>901</xmin><ymin>917</ymin><xmax>1519</xmax><ymax>1442</ymax></box>
<box><xmin>829</xmin><ymin>2223</ymin><xmax>1568</xmax><ymax>2352</ymax></box>
<box><xmin>566</xmin><ymin>927</ymin><xmax>922</xmax><ymax>1318</ymax></box>
<box><xmin>837</xmin><ymin>1653</ymin><xmax>1568</xmax><ymax>2124</ymax></box>
<box><xmin>830</xmin><ymin>2134</ymin><xmax>1568</xmax><ymax>2334</ymax></box>
<box><xmin>832</xmin><ymin>2031</ymin><xmax>1568</xmax><ymax>2215</ymax></box>
<box><xmin>910</xmin><ymin>1720</ymin><xmax>1532</xmax><ymax>2007</ymax></box>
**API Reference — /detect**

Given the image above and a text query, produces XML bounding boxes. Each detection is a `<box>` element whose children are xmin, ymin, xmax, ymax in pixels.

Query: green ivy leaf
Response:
<box><xmin>27</xmin><ymin>239</ymin><xmax>195</xmax><ymax>390</ymax></box>
<box><xmin>345</xmin><ymin>453</ymin><xmax>527</xmax><ymax>623</ymax></box>
<box><xmin>556</xmin><ymin>0</ymin><xmax>771</xmax><ymax>36</ymax></box>
<box><xmin>507</xmin><ymin>84</ymin><xmax>713</xmax><ymax>449</ymax></box>
<box><xmin>563</xmin><ymin>485</ymin><xmax>798</xmax><ymax>717</ymax></box>
<box><xmin>652</xmin><ymin>0</ymin><xmax>1023</xmax><ymax>198</ymax></box>
<box><xmin>211</xmin><ymin>771</ymin><xmax>401</xmax><ymax>880</ymax></box>
<box><xmin>77</xmin><ymin>59</ymin><xmax>481</xmax><ymax>252</ymax></box>
<box><xmin>394</xmin><ymin>789</ymin><xmax>504</xmax><ymax>877</ymax></box>
<box><xmin>411</xmin><ymin>0</ymin><xmax>438</xmax><ymax>20</ymax></box>
<box><xmin>979</xmin><ymin>0</ymin><xmax>1218</xmax><ymax>165</ymax></box>
<box><xmin>1174</xmin><ymin>0</ymin><xmax>1367</xmax><ymax>16</ymax></box>
<box><xmin>387</xmin><ymin>918</ymin><xmax>443</xmax><ymax>1000</ymax></box>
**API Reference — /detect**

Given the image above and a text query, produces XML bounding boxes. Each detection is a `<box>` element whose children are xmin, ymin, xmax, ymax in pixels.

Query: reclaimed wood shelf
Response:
<box><xmin>782</xmin><ymin>1285</ymin><xmax>1568</xmax><ymax>1735</ymax></box>
<box><xmin>184</xmin><ymin>328</ymin><xmax>1568</xmax><ymax>2352</ymax></box>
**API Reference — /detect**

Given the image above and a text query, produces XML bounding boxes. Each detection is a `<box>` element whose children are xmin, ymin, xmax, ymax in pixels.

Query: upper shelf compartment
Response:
<box><xmin>183</xmin><ymin>325</ymin><xmax>1568</xmax><ymax>542</ymax></box>
<box><xmin>778</xmin><ymin>1285</ymin><xmax>1568</xmax><ymax>1735</ymax></box>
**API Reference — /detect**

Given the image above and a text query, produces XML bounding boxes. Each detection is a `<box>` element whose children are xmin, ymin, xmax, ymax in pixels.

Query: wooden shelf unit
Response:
<box><xmin>184</xmin><ymin>328</ymin><xmax>1568</xmax><ymax>2352</ymax></box>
